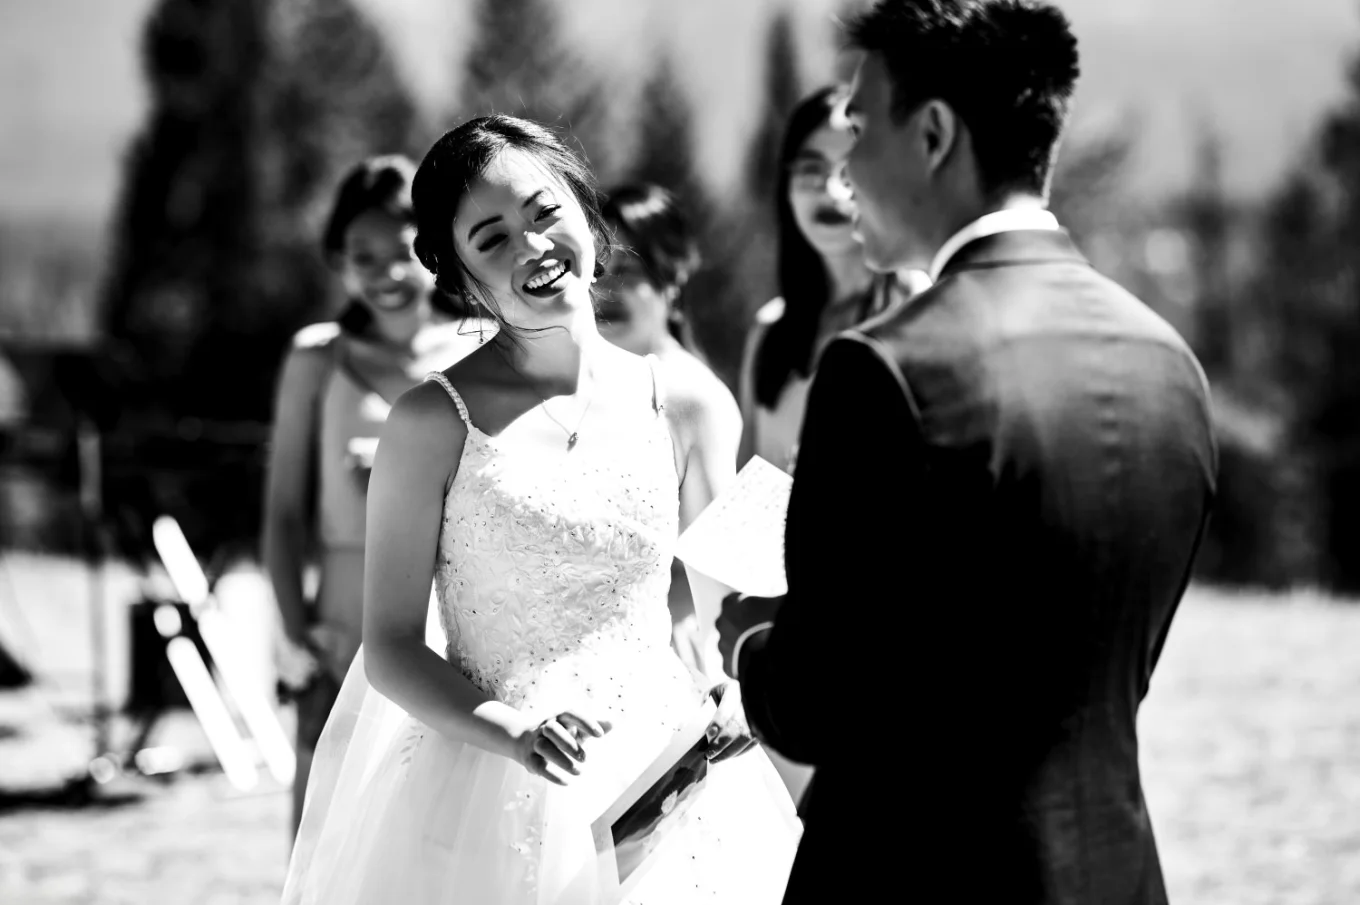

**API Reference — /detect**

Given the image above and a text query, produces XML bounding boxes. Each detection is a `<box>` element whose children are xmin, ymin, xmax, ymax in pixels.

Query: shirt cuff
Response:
<box><xmin>731</xmin><ymin>622</ymin><xmax>775</xmax><ymax>680</ymax></box>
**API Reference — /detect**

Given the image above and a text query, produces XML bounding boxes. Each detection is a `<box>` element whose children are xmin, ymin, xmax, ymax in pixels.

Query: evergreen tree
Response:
<box><xmin>100</xmin><ymin>0</ymin><xmax>269</xmax><ymax>421</ymax></box>
<box><xmin>684</xmin><ymin>7</ymin><xmax>807</xmax><ymax>385</ymax></box>
<box><xmin>1048</xmin><ymin>126</ymin><xmax>1136</xmax><ymax>250</ymax></box>
<box><xmin>102</xmin><ymin>0</ymin><xmax>417</xmax><ymax>424</ymax></box>
<box><xmin>460</xmin><ymin>0</ymin><xmax>614</xmax><ymax>180</ymax></box>
<box><xmin>625</xmin><ymin>53</ymin><xmax>705</xmax><ymax>214</ymax></box>
<box><xmin>255</xmin><ymin>0</ymin><xmax>421</xmax><ymax>344</ymax></box>
<box><xmin>1262</xmin><ymin>126</ymin><xmax>1360</xmax><ymax>589</ymax></box>
<box><xmin>745</xmin><ymin>9</ymin><xmax>804</xmax><ymax>216</ymax></box>
<box><xmin>1230</xmin><ymin>48</ymin><xmax>1360</xmax><ymax>590</ymax></box>
<box><xmin>1180</xmin><ymin>123</ymin><xmax>1234</xmax><ymax>374</ymax></box>
<box><xmin>98</xmin><ymin>0</ymin><xmax>419</xmax><ymax>553</ymax></box>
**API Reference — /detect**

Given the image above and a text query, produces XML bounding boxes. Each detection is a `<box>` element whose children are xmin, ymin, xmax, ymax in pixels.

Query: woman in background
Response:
<box><xmin>734</xmin><ymin>85</ymin><xmax>930</xmax><ymax>810</ymax></box>
<box><xmin>597</xmin><ymin>182</ymin><xmax>741</xmax><ymax>680</ymax></box>
<box><xmin>738</xmin><ymin>85</ymin><xmax>930</xmax><ymax>473</ymax></box>
<box><xmin>263</xmin><ymin>154</ymin><xmax>482</xmax><ymax>839</ymax></box>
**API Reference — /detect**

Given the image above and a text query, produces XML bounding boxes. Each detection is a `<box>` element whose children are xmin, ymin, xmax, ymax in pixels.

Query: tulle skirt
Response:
<box><xmin>282</xmin><ymin>644</ymin><xmax>802</xmax><ymax>904</ymax></box>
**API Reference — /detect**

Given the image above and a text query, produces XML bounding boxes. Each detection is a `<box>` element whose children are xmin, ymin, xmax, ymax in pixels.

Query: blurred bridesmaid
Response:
<box><xmin>733</xmin><ymin>85</ymin><xmax>929</xmax><ymax>811</ymax></box>
<box><xmin>596</xmin><ymin>182</ymin><xmax>741</xmax><ymax>679</ymax></box>
<box><xmin>738</xmin><ymin>85</ymin><xmax>930</xmax><ymax>472</ymax></box>
<box><xmin>262</xmin><ymin>154</ymin><xmax>484</xmax><ymax>839</ymax></box>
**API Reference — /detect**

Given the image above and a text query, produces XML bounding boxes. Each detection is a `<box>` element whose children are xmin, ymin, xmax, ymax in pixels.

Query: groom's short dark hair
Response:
<box><xmin>846</xmin><ymin>0</ymin><xmax>1080</xmax><ymax>196</ymax></box>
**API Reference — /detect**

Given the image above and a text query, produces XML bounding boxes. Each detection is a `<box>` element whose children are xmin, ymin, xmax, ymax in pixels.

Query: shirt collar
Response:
<box><xmin>928</xmin><ymin>208</ymin><xmax>1061</xmax><ymax>282</ymax></box>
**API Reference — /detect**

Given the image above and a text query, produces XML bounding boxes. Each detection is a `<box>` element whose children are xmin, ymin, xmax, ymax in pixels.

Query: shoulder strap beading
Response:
<box><xmin>425</xmin><ymin>372</ymin><xmax>472</xmax><ymax>427</ymax></box>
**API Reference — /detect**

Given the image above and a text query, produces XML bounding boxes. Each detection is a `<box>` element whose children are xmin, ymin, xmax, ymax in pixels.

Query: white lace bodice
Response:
<box><xmin>426</xmin><ymin>364</ymin><xmax>703</xmax><ymax>726</ymax></box>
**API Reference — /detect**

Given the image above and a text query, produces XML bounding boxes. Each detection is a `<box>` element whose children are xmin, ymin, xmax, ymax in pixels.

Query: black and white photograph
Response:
<box><xmin>592</xmin><ymin>701</ymin><xmax>717</xmax><ymax>898</ymax></box>
<box><xmin>1</xmin><ymin>0</ymin><xmax>1358</xmax><ymax>903</ymax></box>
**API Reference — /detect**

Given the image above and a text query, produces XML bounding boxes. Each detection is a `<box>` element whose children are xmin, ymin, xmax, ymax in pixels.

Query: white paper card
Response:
<box><xmin>591</xmin><ymin>697</ymin><xmax>718</xmax><ymax>903</ymax></box>
<box><xmin>674</xmin><ymin>456</ymin><xmax>792</xmax><ymax>598</ymax></box>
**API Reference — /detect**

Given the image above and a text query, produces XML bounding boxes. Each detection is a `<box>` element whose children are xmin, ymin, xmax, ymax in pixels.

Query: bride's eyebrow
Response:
<box><xmin>466</xmin><ymin>189</ymin><xmax>551</xmax><ymax>243</ymax></box>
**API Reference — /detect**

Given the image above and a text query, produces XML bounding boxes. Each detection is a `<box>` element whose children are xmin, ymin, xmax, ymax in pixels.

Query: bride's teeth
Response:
<box><xmin>526</xmin><ymin>262</ymin><xmax>567</xmax><ymax>290</ymax></box>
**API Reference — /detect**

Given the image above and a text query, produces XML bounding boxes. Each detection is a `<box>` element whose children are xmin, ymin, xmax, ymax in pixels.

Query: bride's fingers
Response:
<box><xmin>558</xmin><ymin>712</ymin><xmax>607</xmax><ymax>739</ymax></box>
<box><xmin>533</xmin><ymin>734</ymin><xmax>580</xmax><ymax>775</ymax></box>
<box><xmin>540</xmin><ymin>720</ymin><xmax>584</xmax><ymax>762</ymax></box>
<box><xmin>531</xmin><ymin>754</ymin><xmax>567</xmax><ymax>786</ymax></box>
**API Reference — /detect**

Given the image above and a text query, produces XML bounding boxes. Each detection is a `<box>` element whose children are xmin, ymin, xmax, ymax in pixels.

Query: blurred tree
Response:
<box><xmin>1233</xmin><ymin>39</ymin><xmax>1360</xmax><ymax>594</ymax></box>
<box><xmin>1048</xmin><ymin>125</ymin><xmax>1137</xmax><ymax>253</ymax></box>
<box><xmin>617</xmin><ymin>49</ymin><xmax>743</xmax><ymax>379</ymax></box>
<box><xmin>1151</xmin><ymin>118</ymin><xmax>1319</xmax><ymax>589</ymax></box>
<box><xmin>0</xmin><ymin>220</ymin><xmax>106</xmax><ymax>342</ymax></box>
<box><xmin>1181</xmin><ymin>123</ymin><xmax>1233</xmax><ymax>375</ymax></box>
<box><xmin>101</xmin><ymin>0</ymin><xmax>269</xmax><ymax>422</ymax></box>
<box><xmin>1260</xmin><ymin>101</ymin><xmax>1360</xmax><ymax>590</ymax></box>
<box><xmin>255</xmin><ymin>0</ymin><xmax>422</xmax><ymax>346</ymax></box>
<box><xmin>98</xmin><ymin>0</ymin><xmax>419</xmax><ymax>555</ymax></box>
<box><xmin>460</xmin><ymin>0</ymin><xmax>616</xmax><ymax>182</ymax></box>
<box><xmin>1046</xmin><ymin>123</ymin><xmax>1179</xmax><ymax>327</ymax></box>
<box><xmin>618</xmin><ymin>51</ymin><xmax>728</xmax><ymax>368</ymax></box>
<box><xmin>745</xmin><ymin>9</ymin><xmax>804</xmax><ymax>218</ymax></box>
<box><xmin>685</xmin><ymin>7</ymin><xmax>806</xmax><ymax>387</ymax></box>
<box><xmin>625</xmin><ymin>53</ymin><xmax>705</xmax><ymax>214</ymax></box>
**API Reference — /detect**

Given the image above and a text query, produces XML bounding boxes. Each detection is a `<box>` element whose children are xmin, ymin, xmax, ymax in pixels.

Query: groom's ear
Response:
<box><xmin>918</xmin><ymin>100</ymin><xmax>959</xmax><ymax>176</ymax></box>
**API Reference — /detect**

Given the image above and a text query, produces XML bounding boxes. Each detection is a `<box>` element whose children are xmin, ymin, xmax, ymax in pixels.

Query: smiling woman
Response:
<box><xmin>280</xmin><ymin>115</ymin><xmax>801</xmax><ymax>905</ymax></box>
<box><xmin>409</xmin><ymin>116</ymin><xmax>612</xmax><ymax>345</ymax></box>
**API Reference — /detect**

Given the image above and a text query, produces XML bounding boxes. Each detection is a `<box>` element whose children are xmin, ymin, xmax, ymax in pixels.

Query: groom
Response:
<box><xmin>718</xmin><ymin>2</ymin><xmax>1217</xmax><ymax>903</ymax></box>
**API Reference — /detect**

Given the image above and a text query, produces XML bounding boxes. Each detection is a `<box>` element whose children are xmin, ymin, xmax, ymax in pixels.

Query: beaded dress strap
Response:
<box><xmin>425</xmin><ymin>372</ymin><xmax>473</xmax><ymax>427</ymax></box>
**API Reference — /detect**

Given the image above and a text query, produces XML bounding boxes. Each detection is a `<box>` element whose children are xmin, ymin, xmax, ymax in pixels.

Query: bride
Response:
<box><xmin>281</xmin><ymin>115</ymin><xmax>800</xmax><ymax>904</ymax></box>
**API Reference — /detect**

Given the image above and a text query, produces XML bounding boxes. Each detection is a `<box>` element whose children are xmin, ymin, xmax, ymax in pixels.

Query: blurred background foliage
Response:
<box><xmin>3</xmin><ymin>0</ymin><xmax>1360</xmax><ymax>594</ymax></box>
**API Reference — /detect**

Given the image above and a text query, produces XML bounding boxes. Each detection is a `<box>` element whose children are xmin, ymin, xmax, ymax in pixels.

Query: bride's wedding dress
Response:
<box><xmin>282</xmin><ymin>366</ymin><xmax>800</xmax><ymax>904</ymax></box>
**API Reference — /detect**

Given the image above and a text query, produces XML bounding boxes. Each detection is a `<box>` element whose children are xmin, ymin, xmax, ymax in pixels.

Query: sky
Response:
<box><xmin>1</xmin><ymin>0</ymin><xmax>1357</xmax><ymax>223</ymax></box>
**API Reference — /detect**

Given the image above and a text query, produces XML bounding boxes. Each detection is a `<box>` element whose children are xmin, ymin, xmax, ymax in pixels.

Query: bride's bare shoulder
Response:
<box><xmin>385</xmin><ymin>377</ymin><xmax>469</xmax><ymax>453</ymax></box>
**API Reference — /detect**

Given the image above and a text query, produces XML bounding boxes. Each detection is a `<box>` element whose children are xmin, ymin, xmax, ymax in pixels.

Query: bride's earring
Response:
<box><xmin>456</xmin><ymin>291</ymin><xmax>486</xmax><ymax>344</ymax></box>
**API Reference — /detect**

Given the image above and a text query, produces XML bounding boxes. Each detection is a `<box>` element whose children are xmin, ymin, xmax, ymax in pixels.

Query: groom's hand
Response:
<box><xmin>716</xmin><ymin>593</ymin><xmax>784</xmax><ymax>678</ymax></box>
<box><xmin>703</xmin><ymin>680</ymin><xmax>755</xmax><ymax>763</ymax></box>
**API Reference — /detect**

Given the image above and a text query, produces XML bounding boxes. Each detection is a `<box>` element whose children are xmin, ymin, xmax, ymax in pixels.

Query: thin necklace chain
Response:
<box><xmin>511</xmin><ymin>364</ymin><xmax>593</xmax><ymax>450</ymax></box>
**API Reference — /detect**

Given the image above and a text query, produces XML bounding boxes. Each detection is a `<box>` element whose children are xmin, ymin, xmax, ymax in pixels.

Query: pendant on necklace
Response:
<box><xmin>567</xmin><ymin>432</ymin><xmax>579</xmax><ymax>450</ymax></box>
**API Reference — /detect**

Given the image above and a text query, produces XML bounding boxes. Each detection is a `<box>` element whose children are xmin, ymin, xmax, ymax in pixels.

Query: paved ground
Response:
<box><xmin>1139</xmin><ymin>587</ymin><xmax>1360</xmax><ymax>905</ymax></box>
<box><xmin>0</xmin><ymin>557</ymin><xmax>1356</xmax><ymax>904</ymax></box>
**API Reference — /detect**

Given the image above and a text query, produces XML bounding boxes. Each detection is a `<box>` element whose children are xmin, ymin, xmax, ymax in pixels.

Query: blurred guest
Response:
<box><xmin>738</xmin><ymin>85</ymin><xmax>930</xmax><ymax>473</ymax></box>
<box><xmin>262</xmin><ymin>154</ymin><xmax>482</xmax><ymax>840</ymax></box>
<box><xmin>597</xmin><ymin>184</ymin><xmax>706</xmax><ymax>360</ymax></box>
<box><xmin>733</xmin><ymin>85</ymin><xmax>928</xmax><ymax>811</ymax></box>
<box><xmin>597</xmin><ymin>183</ymin><xmax>740</xmax><ymax>679</ymax></box>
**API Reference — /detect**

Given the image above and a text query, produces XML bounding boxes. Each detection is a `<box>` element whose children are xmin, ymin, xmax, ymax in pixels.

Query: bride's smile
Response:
<box><xmin>453</xmin><ymin>151</ymin><xmax>598</xmax><ymax>328</ymax></box>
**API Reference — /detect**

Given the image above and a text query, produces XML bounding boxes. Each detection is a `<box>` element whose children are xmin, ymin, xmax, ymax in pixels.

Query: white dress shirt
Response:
<box><xmin>731</xmin><ymin>621</ymin><xmax>775</xmax><ymax>678</ymax></box>
<box><xmin>928</xmin><ymin>208</ymin><xmax>1061</xmax><ymax>282</ymax></box>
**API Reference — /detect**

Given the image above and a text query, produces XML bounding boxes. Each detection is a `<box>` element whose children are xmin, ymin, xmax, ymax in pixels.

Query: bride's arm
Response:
<box><xmin>361</xmin><ymin>383</ymin><xmax>532</xmax><ymax>760</ymax></box>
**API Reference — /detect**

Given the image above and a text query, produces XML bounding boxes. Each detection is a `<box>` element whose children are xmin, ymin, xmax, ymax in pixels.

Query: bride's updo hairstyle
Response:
<box><xmin>411</xmin><ymin>115</ymin><xmax>612</xmax><ymax>337</ymax></box>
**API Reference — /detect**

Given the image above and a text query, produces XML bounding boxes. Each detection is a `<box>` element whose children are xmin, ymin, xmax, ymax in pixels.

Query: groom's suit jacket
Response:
<box><xmin>739</xmin><ymin>229</ymin><xmax>1217</xmax><ymax>905</ymax></box>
